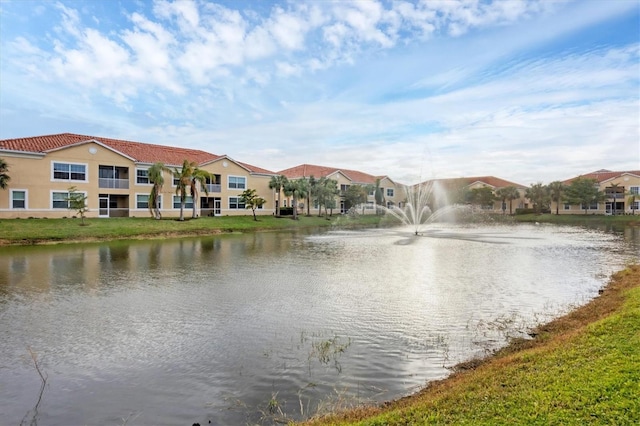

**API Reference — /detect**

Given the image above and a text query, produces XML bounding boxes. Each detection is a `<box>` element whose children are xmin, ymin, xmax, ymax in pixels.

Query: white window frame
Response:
<box><xmin>51</xmin><ymin>161</ymin><xmax>88</xmax><ymax>182</ymax></box>
<box><xmin>229</xmin><ymin>196</ymin><xmax>246</xmax><ymax>209</ymax></box>
<box><xmin>173</xmin><ymin>195</ymin><xmax>193</xmax><ymax>209</ymax></box>
<box><xmin>563</xmin><ymin>203</ymin><xmax>571</xmax><ymax>210</ymax></box>
<box><xmin>136</xmin><ymin>193</ymin><xmax>149</xmax><ymax>209</ymax></box>
<box><xmin>386</xmin><ymin>188</ymin><xmax>394</xmax><ymax>197</ymax></box>
<box><xmin>228</xmin><ymin>175</ymin><xmax>246</xmax><ymax>190</ymax></box>
<box><xmin>630</xmin><ymin>186</ymin><xmax>639</xmax><ymax>195</ymax></box>
<box><xmin>10</xmin><ymin>189</ymin><xmax>28</xmax><ymax>209</ymax></box>
<box><xmin>51</xmin><ymin>190</ymin><xmax>87</xmax><ymax>209</ymax></box>
<box><xmin>136</xmin><ymin>168</ymin><xmax>151</xmax><ymax>185</ymax></box>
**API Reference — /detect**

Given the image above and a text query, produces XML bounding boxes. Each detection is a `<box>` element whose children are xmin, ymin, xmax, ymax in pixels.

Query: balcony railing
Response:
<box><xmin>206</xmin><ymin>184</ymin><xmax>222</xmax><ymax>193</ymax></box>
<box><xmin>99</xmin><ymin>178</ymin><xmax>129</xmax><ymax>189</ymax></box>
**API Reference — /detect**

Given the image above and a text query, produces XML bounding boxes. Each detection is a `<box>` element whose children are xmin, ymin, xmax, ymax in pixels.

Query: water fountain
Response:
<box><xmin>378</xmin><ymin>180</ymin><xmax>467</xmax><ymax>235</ymax></box>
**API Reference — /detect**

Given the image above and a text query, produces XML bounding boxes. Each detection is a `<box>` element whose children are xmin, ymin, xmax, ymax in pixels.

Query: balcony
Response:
<box><xmin>206</xmin><ymin>183</ymin><xmax>222</xmax><ymax>193</ymax></box>
<box><xmin>99</xmin><ymin>178</ymin><xmax>130</xmax><ymax>189</ymax></box>
<box><xmin>99</xmin><ymin>165</ymin><xmax>129</xmax><ymax>189</ymax></box>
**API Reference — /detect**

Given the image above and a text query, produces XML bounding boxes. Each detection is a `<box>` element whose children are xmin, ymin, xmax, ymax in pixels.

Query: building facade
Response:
<box><xmin>425</xmin><ymin>176</ymin><xmax>530</xmax><ymax>213</ymax></box>
<box><xmin>277</xmin><ymin>163</ymin><xmax>404</xmax><ymax>215</ymax></box>
<box><xmin>554</xmin><ymin>170</ymin><xmax>640</xmax><ymax>215</ymax></box>
<box><xmin>0</xmin><ymin>133</ymin><xmax>276</xmax><ymax>219</ymax></box>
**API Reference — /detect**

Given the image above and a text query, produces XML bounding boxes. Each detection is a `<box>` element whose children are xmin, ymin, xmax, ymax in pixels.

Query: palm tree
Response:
<box><xmin>0</xmin><ymin>158</ymin><xmax>10</xmax><ymax>189</ymax></box>
<box><xmin>374</xmin><ymin>178</ymin><xmax>385</xmax><ymax>215</ymax></box>
<box><xmin>283</xmin><ymin>178</ymin><xmax>307</xmax><ymax>220</ymax></box>
<box><xmin>494</xmin><ymin>185</ymin><xmax>521</xmax><ymax>215</ymax></box>
<box><xmin>268</xmin><ymin>175</ymin><xmax>288</xmax><ymax>217</ymax></box>
<box><xmin>628</xmin><ymin>191</ymin><xmax>638</xmax><ymax>215</ymax></box>
<box><xmin>148</xmin><ymin>162</ymin><xmax>170</xmax><ymax>219</ymax></box>
<box><xmin>547</xmin><ymin>181</ymin><xmax>565</xmax><ymax>215</ymax></box>
<box><xmin>189</xmin><ymin>167</ymin><xmax>212</xmax><ymax>219</ymax></box>
<box><xmin>609</xmin><ymin>183</ymin><xmax>621</xmax><ymax>215</ymax></box>
<box><xmin>174</xmin><ymin>160</ymin><xmax>192</xmax><ymax>221</ymax></box>
<box><xmin>305</xmin><ymin>176</ymin><xmax>317</xmax><ymax>216</ymax></box>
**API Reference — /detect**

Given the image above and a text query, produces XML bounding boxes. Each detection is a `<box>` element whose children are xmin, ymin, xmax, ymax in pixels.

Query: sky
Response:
<box><xmin>0</xmin><ymin>0</ymin><xmax>639</xmax><ymax>185</ymax></box>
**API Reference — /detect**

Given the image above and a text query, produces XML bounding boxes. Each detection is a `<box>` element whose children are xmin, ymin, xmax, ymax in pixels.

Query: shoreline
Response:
<box><xmin>301</xmin><ymin>264</ymin><xmax>640</xmax><ymax>425</ymax></box>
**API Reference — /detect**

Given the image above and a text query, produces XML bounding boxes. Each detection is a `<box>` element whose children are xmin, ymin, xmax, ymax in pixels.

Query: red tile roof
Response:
<box><xmin>425</xmin><ymin>176</ymin><xmax>528</xmax><ymax>189</ymax></box>
<box><xmin>563</xmin><ymin>169</ymin><xmax>640</xmax><ymax>184</ymax></box>
<box><xmin>0</xmin><ymin>133</ymin><xmax>274</xmax><ymax>173</ymax></box>
<box><xmin>278</xmin><ymin>163</ymin><xmax>382</xmax><ymax>184</ymax></box>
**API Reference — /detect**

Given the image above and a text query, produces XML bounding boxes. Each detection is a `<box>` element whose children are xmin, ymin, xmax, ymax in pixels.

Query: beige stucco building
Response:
<box><xmin>553</xmin><ymin>170</ymin><xmax>640</xmax><ymax>215</ymax></box>
<box><xmin>277</xmin><ymin>163</ymin><xmax>404</xmax><ymax>215</ymax></box>
<box><xmin>0</xmin><ymin>133</ymin><xmax>276</xmax><ymax>219</ymax></box>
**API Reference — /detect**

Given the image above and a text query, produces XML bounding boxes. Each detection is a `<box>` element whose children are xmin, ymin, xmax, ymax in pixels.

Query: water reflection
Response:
<box><xmin>0</xmin><ymin>224</ymin><xmax>637</xmax><ymax>425</ymax></box>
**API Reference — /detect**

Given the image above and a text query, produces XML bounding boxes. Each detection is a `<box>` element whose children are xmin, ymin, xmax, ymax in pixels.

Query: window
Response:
<box><xmin>136</xmin><ymin>194</ymin><xmax>149</xmax><ymax>209</ymax></box>
<box><xmin>173</xmin><ymin>195</ymin><xmax>193</xmax><ymax>209</ymax></box>
<box><xmin>580</xmin><ymin>202</ymin><xmax>598</xmax><ymax>210</ymax></box>
<box><xmin>53</xmin><ymin>162</ymin><xmax>87</xmax><ymax>181</ymax></box>
<box><xmin>228</xmin><ymin>176</ymin><xmax>246</xmax><ymax>189</ymax></box>
<box><xmin>340</xmin><ymin>184</ymin><xmax>349</xmax><ymax>192</ymax></box>
<box><xmin>229</xmin><ymin>197</ymin><xmax>246</xmax><ymax>209</ymax></box>
<box><xmin>386</xmin><ymin>188</ymin><xmax>394</xmax><ymax>197</ymax></box>
<box><xmin>136</xmin><ymin>169</ymin><xmax>150</xmax><ymax>185</ymax></box>
<box><xmin>173</xmin><ymin>176</ymin><xmax>180</xmax><ymax>186</ymax></box>
<box><xmin>631</xmin><ymin>186</ymin><xmax>639</xmax><ymax>195</ymax></box>
<box><xmin>11</xmin><ymin>190</ymin><xmax>27</xmax><ymax>209</ymax></box>
<box><xmin>368</xmin><ymin>189</ymin><xmax>375</xmax><ymax>196</ymax></box>
<box><xmin>563</xmin><ymin>203</ymin><xmax>571</xmax><ymax>210</ymax></box>
<box><xmin>52</xmin><ymin>191</ymin><xmax>71</xmax><ymax>209</ymax></box>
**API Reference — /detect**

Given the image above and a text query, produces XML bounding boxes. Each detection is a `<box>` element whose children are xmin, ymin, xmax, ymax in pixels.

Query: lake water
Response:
<box><xmin>0</xmin><ymin>223</ymin><xmax>638</xmax><ymax>425</ymax></box>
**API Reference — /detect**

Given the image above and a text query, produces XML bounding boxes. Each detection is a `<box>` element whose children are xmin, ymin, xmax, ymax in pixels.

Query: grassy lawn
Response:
<box><xmin>301</xmin><ymin>265</ymin><xmax>640</xmax><ymax>425</ymax></box>
<box><xmin>513</xmin><ymin>213</ymin><xmax>640</xmax><ymax>228</ymax></box>
<box><xmin>0</xmin><ymin>214</ymin><xmax>389</xmax><ymax>245</ymax></box>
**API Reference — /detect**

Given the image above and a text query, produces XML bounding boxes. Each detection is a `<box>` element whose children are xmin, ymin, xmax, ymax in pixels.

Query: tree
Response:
<box><xmin>628</xmin><ymin>191</ymin><xmax>638</xmax><ymax>215</ymax></box>
<box><xmin>66</xmin><ymin>186</ymin><xmax>89</xmax><ymax>225</ymax></box>
<box><xmin>0</xmin><ymin>158</ymin><xmax>10</xmax><ymax>189</ymax></box>
<box><xmin>468</xmin><ymin>186</ymin><xmax>496</xmax><ymax>209</ymax></box>
<box><xmin>547</xmin><ymin>181</ymin><xmax>565</xmax><ymax>215</ymax></box>
<box><xmin>269</xmin><ymin>175</ymin><xmax>288</xmax><ymax>217</ymax></box>
<box><xmin>608</xmin><ymin>183</ymin><xmax>622</xmax><ymax>215</ymax></box>
<box><xmin>174</xmin><ymin>160</ymin><xmax>192</xmax><ymax>221</ymax></box>
<box><xmin>315</xmin><ymin>177</ymin><xmax>339</xmax><ymax>218</ymax></box>
<box><xmin>564</xmin><ymin>177</ymin><xmax>605</xmax><ymax>215</ymax></box>
<box><xmin>344</xmin><ymin>185</ymin><xmax>368</xmax><ymax>212</ymax></box>
<box><xmin>305</xmin><ymin>176</ymin><xmax>317</xmax><ymax>216</ymax></box>
<box><xmin>374</xmin><ymin>178</ymin><xmax>385</xmax><ymax>215</ymax></box>
<box><xmin>283</xmin><ymin>178</ymin><xmax>308</xmax><ymax>220</ymax></box>
<box><xmin>239</xmin><ymin>188</ymin><xmax>266</xmax><ymax>221</ymax></box>
<box><xmin>148</xmin><ymin>162</ymin><xmax>170</xmax><ymax>220</ymax></box>
<box><xmin>495</xmin><ymin>186</ymin><xmax>520</xmax><ymax>215</ymax></box>
<box><xmin>189</xmin><ymin>167</ymin><xmax>212</xmax><ymax>219</ymax></box>
<box><xmin>525</xmin><ymin>182</ymin><xmax>550</xmax><ymax>214</ymax></box>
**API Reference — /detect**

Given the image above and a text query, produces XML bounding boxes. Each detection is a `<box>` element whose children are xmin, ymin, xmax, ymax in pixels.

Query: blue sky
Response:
<box><xmin>1</xmin><ymin>0</ymin><xmax>638</xmax><ymax>185</ymax></box>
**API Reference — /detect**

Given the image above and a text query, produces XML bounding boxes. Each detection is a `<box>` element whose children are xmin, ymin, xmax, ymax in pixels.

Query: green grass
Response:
<box><xmin>302</xmin><ymin>265</ymin><xmax>640</xmax><ymax>425</ymax></box>
<box><xmin>513</xmin><ymin>213</ymin><xmax>640</xmax><ymax>228</ymax></box>
<box><xmin>0</xmin><ymin>214</ymin><xmax>390</xmax><ymax>245</ymax></box>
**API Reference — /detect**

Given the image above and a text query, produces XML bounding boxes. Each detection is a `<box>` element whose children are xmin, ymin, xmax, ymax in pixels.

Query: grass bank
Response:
<box><xmin>0</xmin><ymin>214</ymin><xmax>388</xmax><ymax>246</ymax></box>
<box><xmin>513</xmin><ymin>213</ymin><xmax>640</xmax><ymax>228</ymax></box>
<box><xmin>301</xmin><ymin>264</ymin><xmax>640</xmax><ymax>425</ymax></box>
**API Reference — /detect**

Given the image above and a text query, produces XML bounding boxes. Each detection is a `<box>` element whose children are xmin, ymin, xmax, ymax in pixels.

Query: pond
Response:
<box><xmin>0</xmin><ymin>223</ymin><xmax>638</xmax><ymax>425</ymax></box>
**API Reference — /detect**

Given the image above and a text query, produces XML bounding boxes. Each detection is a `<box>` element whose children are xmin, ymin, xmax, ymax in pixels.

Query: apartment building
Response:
<box><xmin>425</xmin><ymin>176</ymin><xmax>530</xmax><ymax>213</ymax></box>
<box><xmin>554</xmin><ymin>170</ymin><xmax>640</xmax><ymax>215</ymax></box>
<box><xmin>277</xmin><ymin>163</ymin><xmax>404</xmax><ymax>215</ymax></box>
<box><xmin>0</xmin><ymin>133</ymin><xmax>276</xmax><ymax>219</ymax></box>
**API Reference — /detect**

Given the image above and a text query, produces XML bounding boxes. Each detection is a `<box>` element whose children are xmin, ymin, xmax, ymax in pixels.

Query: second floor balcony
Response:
<box><xmin>99</xmin><ymin>165</ymin><xmax>129</xmax><ymax>189</ymax></box>
<box><xmin>99</xmin><ymin>178</ymin><xmax>130</xmax><ymax>189</ymax></box>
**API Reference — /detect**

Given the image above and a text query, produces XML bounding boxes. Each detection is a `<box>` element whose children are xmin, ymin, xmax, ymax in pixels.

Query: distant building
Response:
<box><xmin>555</xmin><ymin>169</ymin><xmax>640</xmax><ymax>215</ymax></box>
<box><xmin>0</xmin><ymin>133</ymin><xmax>276</xmax><ymax>218</ymax></box>
<box><xmin>278</xmin><ymin>163</ymin><xmax>403</xmax><ymax>215</ymax></box>
<box><xmin>422</xmin><ymin>176</ymin><xmax>530</xmax><ymax>213</ymax></box>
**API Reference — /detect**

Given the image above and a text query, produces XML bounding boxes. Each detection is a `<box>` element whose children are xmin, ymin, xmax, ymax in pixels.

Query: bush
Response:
<box><xmin>278</xmin><ymin>207</ymin><xmax>294</xmax><ymax>216</ymax></box>
<box><xmin>516</xmin><ymin>208</ymin><xmax>550</xmax><ymax>215</ymax></box>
